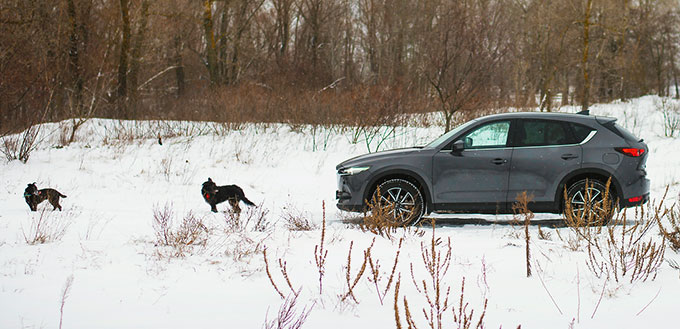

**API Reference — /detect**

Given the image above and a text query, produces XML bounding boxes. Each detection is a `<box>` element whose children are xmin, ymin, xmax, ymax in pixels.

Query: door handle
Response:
<box><xmin>491</xmin><ymin>158</ymin><xmax>508</xmax><ymax>165</ymax></box>
<box><xmin>561</xmin><ymin>154</ymin><xmax>579</xmax><ymax>160</ymax></box>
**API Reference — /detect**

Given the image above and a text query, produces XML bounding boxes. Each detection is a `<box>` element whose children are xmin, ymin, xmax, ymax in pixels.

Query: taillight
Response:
<box><xmin>616</xmin><ymin>148</ymin><xmax>645</xmax><ymax>157</ymax></box>
<box><xmin>628</xmin><ymin>196</ymin><xmax>643</xmax><ymax>203</ymax></box>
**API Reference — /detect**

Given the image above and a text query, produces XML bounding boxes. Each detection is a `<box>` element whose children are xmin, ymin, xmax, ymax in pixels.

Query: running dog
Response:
<box><xmin>201</xmin><ymin>178</ymin><xmax>255</xmax><ymax>213</ymax></box>
<box><xmin>23</xmin><ymin>183</ymin><xmax>67</xmax><ymax>211</ymax></box>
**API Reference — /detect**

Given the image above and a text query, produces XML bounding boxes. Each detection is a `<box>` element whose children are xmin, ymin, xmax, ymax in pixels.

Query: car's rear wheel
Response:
<box><xmin>565</xmin><ymin>179</ymin><xmax>616</xmax><ymax>223</ymax></box>
<box><xmin>371</xmin><ymin>179</ymin><xmax>425</xmax><ymax>226</ymax></box>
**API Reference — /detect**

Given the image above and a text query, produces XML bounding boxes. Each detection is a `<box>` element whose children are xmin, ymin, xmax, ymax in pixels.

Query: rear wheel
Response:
<box><xmin>565</xmin><ymin>179</ymin><xmax>616</xmax><ymax>223</ymax></box>
<box><xmin>371</xmin><ymin>179</ymin><xmax>425</xmax><ymax>226</ymax></box>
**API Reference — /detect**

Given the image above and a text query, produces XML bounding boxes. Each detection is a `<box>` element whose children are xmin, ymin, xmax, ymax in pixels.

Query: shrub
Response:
<box><xmin>656</xmin><ymin>198</ymin><xmax>680</xmax><ymax>252</ymax></box>
<box><xmin>22</xmin><ymin>208</ymin><xmax>72</xmax><ymax>245</ymax></box>
<box><xmin>1</xmin><ymin>125</ymin><xmax>40</xmax><ymax>163</ymax></box>
<box><xmin>281</xmin><ymin>203</ymin><xmax>316</xmax><ymax>231</ymax></box>
<box><xmin>359</xmin><ymin>189</ymin><xmax>424</xmax><ymax>240</ymax></box>
<box><xmin>656</xmin><ymin>97</ymin><xmax>680</xmax><ymax>137</ymax></box>
<box><xmin>152</xmin><ymin>203</ymin><xmax>209</xmax><ymax>257</ymax></box>
<box><xmin>561</xmin><ymin>190</ymin><xmax>667</xmax><ymax>284</ymax></box>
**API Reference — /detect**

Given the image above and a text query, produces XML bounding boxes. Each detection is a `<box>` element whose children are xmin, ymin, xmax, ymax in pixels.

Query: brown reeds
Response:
<box><xmin>314</xmin><ymin>201</ymin><xmax>328</xmax><ymax>294</ymax></box>
<box><xmin>341</xmin><ymin>239</ymin><xmax>372</xmax><ymax>303</ymax></box>
<box><xmin>512</xmin><ymin>191</ymin><xmax>534</xmax><ymax>277</ymax></box>
<box><xmin>368</xmin><ymin>238</ymin><xmax>404</xmax><ymax>305</ymax></box>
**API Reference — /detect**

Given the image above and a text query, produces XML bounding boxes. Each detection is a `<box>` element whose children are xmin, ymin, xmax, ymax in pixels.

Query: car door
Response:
<box><xmin>507</xmin><ymin>119</ymin><xmax>582</xmax><ymax>210</ymax></box>
<box><xmin>432</xmin><ymin>120</ymin><xmax>512</xmax><ymax>212</ymax></box>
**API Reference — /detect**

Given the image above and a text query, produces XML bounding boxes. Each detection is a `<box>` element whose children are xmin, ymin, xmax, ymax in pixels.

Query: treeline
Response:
<box><xmin>1</xmin><ymin>0</ymin><xmax>679</xmax><ymax>133</ymax></box>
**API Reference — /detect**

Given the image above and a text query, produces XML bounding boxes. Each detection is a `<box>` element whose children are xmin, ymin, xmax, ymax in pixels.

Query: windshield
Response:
<box><xmin>423</xmin><ymin>119</ymin><xmax>479</xmax><ymax>149</ymax></box>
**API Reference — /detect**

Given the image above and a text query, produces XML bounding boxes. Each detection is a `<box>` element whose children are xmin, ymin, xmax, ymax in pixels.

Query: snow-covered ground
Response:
<box><xmin>1</xmin><ymin>96</ymin><xmax>679</xmax><ymax>328</ymax></box>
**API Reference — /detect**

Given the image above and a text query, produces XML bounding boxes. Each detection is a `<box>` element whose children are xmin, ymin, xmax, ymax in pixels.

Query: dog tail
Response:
<box><xmin>59</xmin><ymin>193</ymin><xmax>67</xmax><ymax>198</ymax></box>
<box><xmin>241</xmin><ymin>196</ymin><xmax>255</xmax><ymax>207</ymax></box>
<box><xmin>240</xmin><ymin>192</ymin><xmax>255</xmax><ymax>207</ymax></box>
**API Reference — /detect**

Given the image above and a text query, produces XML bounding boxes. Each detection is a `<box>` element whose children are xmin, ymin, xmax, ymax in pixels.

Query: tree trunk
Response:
<box><xmin>128</xmin><ymin>0</ymin><xmax>150</xmax><ymax>117</ymax></box>
<box><xmin>66</xmin><ymin>0</ymin><xmax>83</xmax><ymax>117</ymax></box>
<box><xmin>562</xmin><ymin>68</ymin><xmax>569</xmax><ymax>106</ymax></box>
<box><xmin>203</xmin><ymin>0</ymin><xmax>219</xmax><ymax>85</ymax></box>
<box><xmin>117</xmin><ymin>0</ymin><xmax>131</xmax><ymax>117</ymax></box>
<box><xmin>673</xmin><ymin>52</ymin><xmax>679</xmax><ymax>99</ymax></box>
<box><xmin>173</xmin><ymin>36</ymin><xmax>185</xmax><ymax>97</ymax></box>
<box><xmin>218</xmin><ymin>6</ymin><xmax>229</xmax><ymax>84</ymax></box>
<box><xmin>581</xmin><ymin>0</ymin><xmax>592</xmax><ymax>111</ymax></box>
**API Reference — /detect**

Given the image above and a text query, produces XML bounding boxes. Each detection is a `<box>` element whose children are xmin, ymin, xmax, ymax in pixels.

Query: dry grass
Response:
<box><xmin>223</xmin><ymin>202</ymin><xmax>271</xmax><ymax>233</ymax></box>
<box><xmin>22</xmin><ymin>208</ymin><xmax>72</xmax><ymax>245</ymax></box>
<box><xmin>281</xmin><ymin>203</ymin><xmax>317</xmax><ymax>231</ymax></box>
<box><xmin>262</xmin><ymin>292</ymin><xmax>314</xmax><ymax>329</ymax></box>
<box><xmin>263</xmin><ymin>247</ymin><xmax>300</xmax><ymax>299</ymax></box>
<box><xmin>657</xmin><ymin>199</ymin><xmax>680</xmax><ymax>252</ymax></box>
<box><xmin>314</xmin><ymin>201</ymin><xmax>328</xmax><ymax>294</ymax></box>
<box><xmin>560</xmin><ymin>189</ymin><xmax>668</xmax><ymax>284</ymax></box>
<box><xmin>359</xmin><ymin>190</ymin><xmax>424</xmax><ymax>240</ymax></box>
<box><xmin>152</xmin><ymin>203</ymin><xmax>209</xmax><ymax>257</ymax></box>
<box><xmin>512</xmin><ymin>191</ymin><xmax>534</xmax><ymax>277</ymax></box>
<box><xmin>367</xmin><ymin>238</ymin><xmax>403</xmax><ymax>305</ymax></box>
<box><xmin>396</xmin><ymin>221</ymin><xmax>490</xmax><ymax>329</ymax></box>
<box><xmin>1</xmin><ymin>125</ymin><xmax>40</xmax><ymax>163</ymax></box>
<box><xmin>409</xmin><ymin>221</ymin><xmax>453</xmax><ymax>329</ymax></box>
<box><xmin>340</xmin><ymin>239</ymin><xmax>372</xmax><ymax>304</ymax></box>
<box><xmin>59</xmin><ymin>275</ymin><xmax>74</xmax><ymax>329</ymax></box>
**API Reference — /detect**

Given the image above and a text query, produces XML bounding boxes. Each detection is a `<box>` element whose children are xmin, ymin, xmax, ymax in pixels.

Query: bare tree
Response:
<box><xmin>421</xmin><ymin>0</ymin><xmax>511</xmax><ymax>131</ymax></box>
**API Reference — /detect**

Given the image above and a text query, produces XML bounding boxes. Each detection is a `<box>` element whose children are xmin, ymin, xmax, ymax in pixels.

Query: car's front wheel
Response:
<box><xmin>371</xmin><ymin>179</ymin><xmax>425</xmax><ymax>226</ymax></box>
<box><xmin>565</xmin><ymin>179</ymin><xmax>616</xmax><ymax>223</ymax></box>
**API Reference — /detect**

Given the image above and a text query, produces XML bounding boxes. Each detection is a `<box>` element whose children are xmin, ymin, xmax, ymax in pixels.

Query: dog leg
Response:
<box><xmin>229</xmin><ymin>198</ymin><xmax>241</xmax><ymax>214</ymax></box>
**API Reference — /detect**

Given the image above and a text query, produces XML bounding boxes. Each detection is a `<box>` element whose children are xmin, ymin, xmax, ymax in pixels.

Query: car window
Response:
<box><xmin>516</xmin><ymin>120</ymin><xmax>569</xmax><ymax>147</ymax></box>
<box><xmin>424</xmin><ymin>119</ymin><xmax>479</xmax><ymax>149</ymax></box>
<box><xmin>603</xmin><ymin>122</ymin><xmax>641</xmax><ymax>142</ymax></box>
<box><xmin>570</xmin><ymin>123</ymin><xmax>595</xmax><ymax>143</ymax></box>
<box><xmin>459</xmin><ymin>121</ymin><xmax>510</xmax><ymax>149</ymax></box>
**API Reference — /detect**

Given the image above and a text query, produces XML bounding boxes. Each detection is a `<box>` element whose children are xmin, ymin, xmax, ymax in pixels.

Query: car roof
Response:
<box><xmin>476</xmin><ymin>111</ymin><xmax>615</xmax><ymax>124</ymax></box>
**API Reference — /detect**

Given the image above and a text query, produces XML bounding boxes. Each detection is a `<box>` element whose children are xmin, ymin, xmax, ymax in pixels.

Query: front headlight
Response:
<box><xmin>339</xmin><ymin>166</ymin><xmax>370</xmax><ymax>175</ymax></box>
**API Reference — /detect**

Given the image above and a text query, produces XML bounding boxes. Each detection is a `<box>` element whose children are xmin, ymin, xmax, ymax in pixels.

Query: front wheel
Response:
<box><xmin>371</xmin><ymin>179</ymin><xmax>425</xmax><ymax>226</ymax></box>
<box><xmin>565</xmin><ymin>179</ymin><xmax>616</xmax><ymax>223</ymax></box>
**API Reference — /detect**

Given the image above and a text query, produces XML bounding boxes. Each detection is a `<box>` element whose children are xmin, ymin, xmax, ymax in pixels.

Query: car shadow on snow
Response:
<box><xmin>338</xmin><ymin>214</ymin><xmax>572</xmax><ymax>228</ymax></box>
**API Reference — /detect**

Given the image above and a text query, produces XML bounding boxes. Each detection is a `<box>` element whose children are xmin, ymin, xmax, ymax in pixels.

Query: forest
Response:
<box><xmin>1</xmin><ymin>0</ymin><xmax>679</xmax><ymax>134</ymax></box>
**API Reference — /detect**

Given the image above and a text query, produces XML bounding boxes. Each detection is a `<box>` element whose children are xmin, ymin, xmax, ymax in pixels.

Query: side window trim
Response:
<box><xmin>580</xmin><ymin>130</ymin><xmax>597</xmax><ymax>145</ymax></box>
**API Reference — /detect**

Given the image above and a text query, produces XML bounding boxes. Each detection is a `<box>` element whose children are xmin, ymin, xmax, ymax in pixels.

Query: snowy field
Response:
<box><xmin>1</xmin><ymin>96</ymin><xmax>680</xmax><ymax>328</ymax></box>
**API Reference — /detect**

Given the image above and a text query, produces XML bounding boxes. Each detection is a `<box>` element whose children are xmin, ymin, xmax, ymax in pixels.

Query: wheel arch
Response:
<box><xmin>364</xmin><ymin>169</ymin><xmax>433</xmax><ymax>213</ymax></box>
<box><xmin>556</xmin><ymin>168</ymin><xmax>623</xmax><ymax>211</ymax></box>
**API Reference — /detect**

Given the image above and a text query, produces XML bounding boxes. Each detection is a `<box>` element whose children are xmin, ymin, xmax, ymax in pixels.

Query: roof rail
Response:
<box><xmin>577</xmin><ymin>110</ymin><xmax>590</xmax><ymax>115</ymax></box>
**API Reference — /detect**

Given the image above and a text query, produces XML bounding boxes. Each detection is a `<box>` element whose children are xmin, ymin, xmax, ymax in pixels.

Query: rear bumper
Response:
<box><xmin>620</xmin><ymin>192</ymin><xmax>649</xmax><ymax>208</ymax></box>
<box><xmin>619</xmin><ymin>177</ymin><xmax>650</xmax><ymax>208</ymax></box>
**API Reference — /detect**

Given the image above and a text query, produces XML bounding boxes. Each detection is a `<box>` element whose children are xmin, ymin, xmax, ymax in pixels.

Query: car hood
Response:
<box><xmin>336</xmin><ymin>147</ymin><xmax>423</xmax><ymax>170</ymax></box>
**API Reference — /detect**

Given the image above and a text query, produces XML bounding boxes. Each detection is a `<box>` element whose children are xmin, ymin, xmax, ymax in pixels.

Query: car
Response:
<box><xmin>335</xmin><ymin>111</ymin><xmax>650</xmax><ymax>225</ymax></box>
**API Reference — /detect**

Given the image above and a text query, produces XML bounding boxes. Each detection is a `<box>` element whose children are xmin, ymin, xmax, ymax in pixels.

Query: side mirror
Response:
<box><xmin>452</xmin><ymin>140</ymin><xmax>465</xmax><ymax>153</ymax></box>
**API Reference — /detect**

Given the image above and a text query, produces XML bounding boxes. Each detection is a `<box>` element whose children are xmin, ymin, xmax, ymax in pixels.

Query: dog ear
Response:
<box><xmin>208</xmin><ymin>177</ymin><xmax>213</xmax><ymax>182</ymax></box>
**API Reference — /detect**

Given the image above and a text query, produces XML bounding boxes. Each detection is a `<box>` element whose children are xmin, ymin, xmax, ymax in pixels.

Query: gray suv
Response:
<box><xmin>336</xmin><ymin>111</ymin><xmax>650</xmax><ymax>224</ymax></box>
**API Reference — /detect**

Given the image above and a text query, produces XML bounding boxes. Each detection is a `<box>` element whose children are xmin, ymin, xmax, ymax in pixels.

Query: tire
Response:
<box><xmin>371</xmin><ymin>179</ymin><xmax>425</xmax><ymax>226</ymax></box>
<box><xmin>565</xmin><ymin>179</ymin><xmax>616</xmax><ymax>223</ymax></box>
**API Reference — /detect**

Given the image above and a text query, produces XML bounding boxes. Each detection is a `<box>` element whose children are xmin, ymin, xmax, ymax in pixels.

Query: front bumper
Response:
<box><xmin>335</xmin><ymin>172</ymin><xmax>368</xmax><ymax>212</ymax></box>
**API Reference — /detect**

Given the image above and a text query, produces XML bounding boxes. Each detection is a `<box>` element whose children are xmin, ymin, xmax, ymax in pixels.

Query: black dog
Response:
<box><xmin>24</xmin><ymin>183</ymin><xmax>67</xmax><ymax>211</ymax></box>
<box><xmin>201</xmin><ymin>178</ymin><xmax>255</xmax><ymax>213</ymax></box>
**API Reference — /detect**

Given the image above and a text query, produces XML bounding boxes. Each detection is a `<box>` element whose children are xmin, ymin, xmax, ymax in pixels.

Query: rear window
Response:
<box><xmin>603</xmin><ymin>122</ymin><xmax>641</xmax><ymax>142</ymax></box>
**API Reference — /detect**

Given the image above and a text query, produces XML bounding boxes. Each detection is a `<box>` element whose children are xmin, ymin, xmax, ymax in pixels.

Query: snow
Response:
<box><xmin>1</xmin><ymin>96</ymin><xmax>679</xmax><ymax>328</ymax></box>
